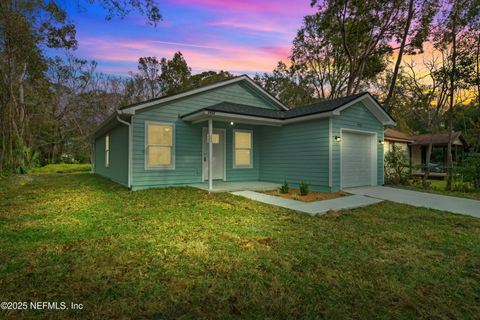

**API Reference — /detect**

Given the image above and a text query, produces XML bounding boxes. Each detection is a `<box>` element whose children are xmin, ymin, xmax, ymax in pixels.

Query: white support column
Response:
<box><xmin>208</xmin><ymin>119</ymin><xmax>213</xmax><ymax>191</ymax></box>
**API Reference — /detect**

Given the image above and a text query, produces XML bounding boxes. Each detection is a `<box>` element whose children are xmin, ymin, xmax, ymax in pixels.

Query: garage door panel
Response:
<box><xmin>342</xmin><ymin>132</ymin><xmax>374</xmax><ymax>188</ymax></box>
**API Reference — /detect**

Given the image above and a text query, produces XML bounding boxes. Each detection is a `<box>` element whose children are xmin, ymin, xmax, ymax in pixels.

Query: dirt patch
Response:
<box><xmin>264</xmin><ymin>188</ymin><xmax>348</xmax><ymax>202</ymax></box>
<box><xmin>322</xmin><ymin>210</ymin><xmax>343</xmax><ymax>218</ymax></box>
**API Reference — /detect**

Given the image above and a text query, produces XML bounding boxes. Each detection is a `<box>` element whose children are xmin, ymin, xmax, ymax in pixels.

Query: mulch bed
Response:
<box><xmin>264</xmin><ymin>188</ymin><xmax>349</xmax><ymax>202</ymax></box>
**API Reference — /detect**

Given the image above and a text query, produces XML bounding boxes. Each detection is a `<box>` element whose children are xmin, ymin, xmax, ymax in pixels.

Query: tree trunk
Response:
<box><xmin>423</xmin><ymin>142</ymin><xmax>433</xmax><ymax>188</ymax></box>
<box><xmin>384</xmin><ymin>0</ymin><xmax>414</xmax><ymax>112</ymax></box>
<box><xmin>446</xmin><ymin>2</ymin><xmax>457</xmax><ymax>191</ymax></box>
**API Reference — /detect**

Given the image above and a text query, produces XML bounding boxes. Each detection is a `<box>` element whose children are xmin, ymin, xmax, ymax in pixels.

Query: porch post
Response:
<box><xmin>208</xmin><ymin>119</ymin><xmax>213</xmax><ymax>191</ymax></box>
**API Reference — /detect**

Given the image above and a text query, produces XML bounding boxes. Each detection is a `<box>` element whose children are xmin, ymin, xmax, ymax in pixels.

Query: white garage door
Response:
<box><xmin>341</xmin><ymin>131</ymin><xmax>376</xmax><ymax>188</ymax></box>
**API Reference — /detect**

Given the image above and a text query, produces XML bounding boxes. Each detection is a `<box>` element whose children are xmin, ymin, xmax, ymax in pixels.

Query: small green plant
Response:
<box><xmin>299</xmin><ymin>181</ymin><xmax>309</xmax><ymax>195</ymax></box>
<box><xmin>280</xmin><ymin>180</ymin><xmax>289</xmax><ymax>194</ymax></box>
<box><xmin>384</xmin><ymin>145</ymin><xmax>410</xmax><ymax>185</ymax></box>
<box><xmin>459</xmin><ymin>153</ymin><xmax>480</xmax><ymax>190</ymax></box>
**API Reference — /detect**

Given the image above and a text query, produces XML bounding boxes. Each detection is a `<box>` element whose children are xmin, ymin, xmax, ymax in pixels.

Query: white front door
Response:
<box><xmin>341</xmin><ymin>131</ymin><xmax>376</xmax><ymax>188</ymax></box>
<box><xmin>203</xmin><ymin>128</ymin><xmax>225</xmax><ymax>180</ymax></box>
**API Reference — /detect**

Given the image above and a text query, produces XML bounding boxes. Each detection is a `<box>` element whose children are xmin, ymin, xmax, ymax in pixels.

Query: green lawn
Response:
<box><xmin>1</xmin><ymin>173</ymin><xmax>479</xmax><ymax>319</ymax></box>
<box><xmin>396</xmin><ymin>179</ymin><xmax>480</xmax><ymax>201</ymax></box>
<box><xmin>30</xmin><ymin>163</ymin><xmax>91</xmax><ymax>174</ymax></box>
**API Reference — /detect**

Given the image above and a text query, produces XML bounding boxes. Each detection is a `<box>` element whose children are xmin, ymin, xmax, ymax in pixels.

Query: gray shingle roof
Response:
<box><xmin>284</xmin><ymin>92</ymin><xmax>366</xmax><ymax>118</ymax></box>
<box><xmin>203</xmin><ymin>102</ymin><xmax>285</xmax><ymax>119</ymax></box>
<box><xmin>182</xmin><ymin>92</ymin><xmax>370</xmax><ymax>120</ymax></box>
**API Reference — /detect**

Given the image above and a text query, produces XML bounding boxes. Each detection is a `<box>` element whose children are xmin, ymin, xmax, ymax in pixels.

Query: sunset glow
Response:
<box><xmin>63</xmin><ymin>0</ymin><xmax>315</xmax><ymax>76</ymax></box>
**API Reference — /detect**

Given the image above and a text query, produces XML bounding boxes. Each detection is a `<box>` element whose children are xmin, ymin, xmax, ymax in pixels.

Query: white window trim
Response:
<box><xmin>233</xmin><ymin>129</ymin><xmax>253</xmax><ymax>169</ymax></box>
<box><xmin>144</xmin><ymin>121</ymin><xmax>175</xmax><ymax>170</ymax></box>
<box><xmin>105</xmin><ymin>134</ymin><xmax>110</xmax><ymax>168</ymax></box>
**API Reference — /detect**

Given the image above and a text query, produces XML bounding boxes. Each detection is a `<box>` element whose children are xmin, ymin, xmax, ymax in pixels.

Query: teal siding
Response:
<box><xmin>131</xmin><ymin>82</ymin><xmax>275</xmax><ymax>190</ymax></box>
<box><xmin>332</xmin><ymin>102</ymin><xmax>384</xmax><ymax>191</ymax></box>
<box><xmin>259</xmin><ymin>119</ymin><xmax>331</xmax><ymax>192</ymax></box>
<box><xmin>219</xmin><ymin>122</ymin><xmax>261</xmax><ymax>181</ymax></box>
<box><xmin>94</xmin><ymin>124</ymin><xmax>129</xmax><ymax>186</ymax></box>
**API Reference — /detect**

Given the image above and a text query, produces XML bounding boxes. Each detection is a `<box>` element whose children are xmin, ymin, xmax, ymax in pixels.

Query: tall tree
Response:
<box><xmin>394</xmin><ymin>59</ymin><xmax>450</xmax><ymax>187</ymax></box>
<box><xmin>254</xmin><ymin>62</ymin><xmax>315</xmax><ymax>107</ymax></box>
<box><xmin>131</xmin><ymin>56</ymin><xmax>162</xmax><ymax>99</ymax></box>
<box><xmin>290</xmin><ymin>13</ymin><xmax>350</xmax><ymax>99</ymax></box>
<box><xmin>0</xmin><ymin>0</ymin><xmax>162</xmax><ymax>172</ymax></box>
<box><xmin>383</xmin><ymin>0</ymin><xmax>439</xmax><ymax>111</ymax></box>
<box><xmin>311</xmin><ymin>0</ymin><xmax>405</xmax><ymax>95</ymax></box>
<box><xmin>0</xmin><ymin>1</ymin><xmax>76</xmax><ymax>171</ymax></box>
<box><xmin>187</xmin><ymin>70</ymin><xmax>234</xmax><ymax>89</ymax></box>
<box><xmin>434</xmin><ymin>0</ymin><xmax>479</xmax><ymax>190</ymax></box>
<box><xmin>159</xmin><ymin>51</ymin><xmax>191</xmax><ymax>95</ymax></box>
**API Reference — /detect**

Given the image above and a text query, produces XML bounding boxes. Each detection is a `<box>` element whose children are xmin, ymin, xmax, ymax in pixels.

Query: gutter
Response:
<box><xmin>116</xmin><ymin>115</ymin><xmax>132</xmax><ymax>189</ymax></box>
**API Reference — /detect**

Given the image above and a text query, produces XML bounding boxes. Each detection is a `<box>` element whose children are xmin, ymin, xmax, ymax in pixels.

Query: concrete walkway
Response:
<box><xmin>189</xmin><ymin>181</ymin><xmax>280</xmax><ymax>192</ymax></box>
<box><xmin>345</xmin><ymin>186</ymin><xmax>480</xmax><ymax>218</ymax></box>
<box><xmin>231</xmin><ymin>191</ymin><xmax>383</xmax><ymax>216</ymax></box>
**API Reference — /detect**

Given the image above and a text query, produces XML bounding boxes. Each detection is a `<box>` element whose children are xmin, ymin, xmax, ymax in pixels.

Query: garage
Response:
<box><xmin>341</xmin><ymin>130</ymin><xmax>377</xmax><ymax>188</ymax></box>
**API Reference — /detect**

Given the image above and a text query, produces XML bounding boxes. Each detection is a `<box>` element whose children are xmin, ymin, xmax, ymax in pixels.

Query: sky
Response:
<box><xmin>62</xmin><ymin>0</ymin><xmax>317</xmax><ymax>77</ymax></box>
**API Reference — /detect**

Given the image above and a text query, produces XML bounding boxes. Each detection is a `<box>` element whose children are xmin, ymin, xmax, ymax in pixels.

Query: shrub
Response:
<box><xmin>384</xmin><ymin>145</ymin><xmax>410</xmax><ymax>185</ymax></box>
<box><xmin>280</xmin><ymin>180</ymin><xmax>289</xmax><ymax>194</ymax></box>
<box><xmin>455</xmin><ymin>153</ymin><xmax>480</xmax><ymax>190</ymax></box>
<box><xmin>299</xmin><ymin>181</ymin><xmax>309</xmax><ymax>196</ymax></box>
<box><xmin>14</xmin><ymin>146</ymin><xmax>39</xmax><ymax>174</ymax></box>
<box><xmin>452</xmin><ymin>181</ymin><xmax>474</xmax><ymax>193</ymax></box>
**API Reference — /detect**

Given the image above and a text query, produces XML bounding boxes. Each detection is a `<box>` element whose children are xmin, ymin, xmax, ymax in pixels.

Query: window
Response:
<box><xmin>233</xmin><ymin>130</ymin><xmax>252</xmax><ymax>168</ymax></box>
<box><xmin>105</xmin><ymin>134</ymin><xmax>110</xmax><ymax>167</ymax></box>
<box><xmin>211</xmin><ymin>133</ymin><xmax>220</xmax><ymax>144</ymax></box>
<box><xmin>146</xmin><ymin>122</ymin><xmax>174</xmax><ymax>169</ymax></box>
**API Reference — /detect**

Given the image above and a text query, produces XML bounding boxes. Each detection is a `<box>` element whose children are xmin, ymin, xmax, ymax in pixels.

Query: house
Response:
<box><xmin>384</xmin><ymin>128</ymin><xmax>414</xmax><ymax>158</ymax></box>
<box><xmin>410</xmin><ymin>132</ymin><xmax>468</xmax><ymax>175</ymax></box>
<box><xmin>93</xmin><ymin>75</ymin><xmax>395</xmax><ymax>191</ymax></box>
<box><xmin>384</xmin><ymin>129</ymin><xmax>468</xmax><ymax>177</ymax></box>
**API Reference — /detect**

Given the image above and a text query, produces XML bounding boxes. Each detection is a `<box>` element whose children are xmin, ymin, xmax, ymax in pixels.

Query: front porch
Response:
<box><xmin>181</xmin><ymin>102</ymin><xmax>284</xmax><ymax>192</ymax></box>
<box><xmin>189</xmin><ymin>181</ymin><xmax>280</xmax><ymax>193</ymax></box>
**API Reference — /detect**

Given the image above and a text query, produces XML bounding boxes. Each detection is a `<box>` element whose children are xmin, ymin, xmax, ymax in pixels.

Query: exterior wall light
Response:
<box><xmin>230</xmin><ymin>121</ymin><xmax>234</xmax><ymax>126</ymax></box>
<box><xmin>379</xmin><ymin>140</ymin><xmax>384</xmax><ymax>144</ymax></box>
<box><xmin>334</xmin><ymin>136</ymin><xmax>341</xmax><ymax>142</ymax></box>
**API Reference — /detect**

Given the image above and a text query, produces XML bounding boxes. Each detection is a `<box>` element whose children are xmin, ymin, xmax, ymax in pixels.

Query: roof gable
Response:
<box><xmin>331</xmin><ymin>93</ymin><xmax>395</xmax><ymax>126</ymax></box>
<box><xmin>182</xmin><ymin>92</ymin><xmax>396</xmax><ymax>126</ymax></box>
<box><xmin>118</xmin><ymin>75</ymin><xmax>288</xmax><ymax>115</ymax></box>
<box><xmin>411</xmin><ymin>131</ymin><xmax>467</xmax><ymax>146</ymax></box>
<box><xmin>384</xmin><ymin>128</ymin><xmax>414</xmax><ymax>142</ymax></box>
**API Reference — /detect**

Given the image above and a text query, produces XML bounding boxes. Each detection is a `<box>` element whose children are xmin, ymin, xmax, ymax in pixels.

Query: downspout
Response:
<box><xmin>91</xmin><ymin>138</ymin><xmax>95</xmax><ymax>173</ymax></box>
<box><xmin>116</xmin><ymin>115</ymin><xmax>132</xmax><ymax>189</ymax></box>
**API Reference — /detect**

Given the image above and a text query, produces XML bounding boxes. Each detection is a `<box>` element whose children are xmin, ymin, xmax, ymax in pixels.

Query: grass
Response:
<box><xmin>264</xmin><ymin>188</ymin><xmax>348</xmax><ymax>202</ymax></box>
<box><xmin>0</xmin><ymin>174</ymin><xmax>479</xmax><ymax>319</ymax></box>
<box><xmin>394</xmin><ymin>179</ymin><xmax>480</xmax><ymax>201</ymax></box>
<box><xmin>30</xmin><ymin>163</ymin><xmax>91</xmax><ymax>174</ymax></box>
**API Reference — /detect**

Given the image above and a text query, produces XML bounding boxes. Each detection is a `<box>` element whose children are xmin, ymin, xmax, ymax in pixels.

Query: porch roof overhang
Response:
<box><xmin>182</xmin><ymin>110</ymin><xmax>285</xmax><ymax>126</ymax></box>
<box><xmin>181</xmin><ymin>102</ymin><xmax>334</xmax><ymax>126</ymax></box>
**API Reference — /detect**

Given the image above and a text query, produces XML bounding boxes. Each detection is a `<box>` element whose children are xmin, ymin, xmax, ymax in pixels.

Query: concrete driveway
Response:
<box><xmin>345</xmin><ymin>186</ymin><xmax>480</xmax><ymax>218</ymax></box>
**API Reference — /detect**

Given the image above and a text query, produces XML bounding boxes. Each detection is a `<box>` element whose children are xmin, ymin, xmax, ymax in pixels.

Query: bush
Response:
<box><xmin>384</xmin><ymin>145</ymin><xmax>410</xmax><ymax>185</ymax></box>
<box><xmin>14</xmin><ymin>145</ymin><xmax>39</xmax><ymax>174</ymax></box>
<box><xmin>455</xmin><ymin>153</ymin><xmax>480</xmax><ymax>190</ymax></box>
<box><xmin>299</xmin><ymin>181</ymin><xmax>309</xmax><ymax>196</ymax></box>
<box><xmin>280</xmin><ymin>180</ymin><xmax>289</xmax><ymax>194</ymax></box>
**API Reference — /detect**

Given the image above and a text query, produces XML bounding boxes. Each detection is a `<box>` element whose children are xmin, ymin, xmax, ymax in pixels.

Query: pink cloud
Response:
<box><xmin>207</xmin><ymin>20</ymin><xmax>284</xmax><ymax>33</ymax></box>
<box><xmin>260</xmin><ymin>46</ymin><xmax>291</xmax><ymax>58</ymax></box>
<box><xmin>172</xmin><ymin>0</ymin><xmax>313</xmax><ymax>16</ymax></box>
<box><xmin>75</xmin><ymin>36</ymin><xmax>291</xmax><ymax>75</ymax></box>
